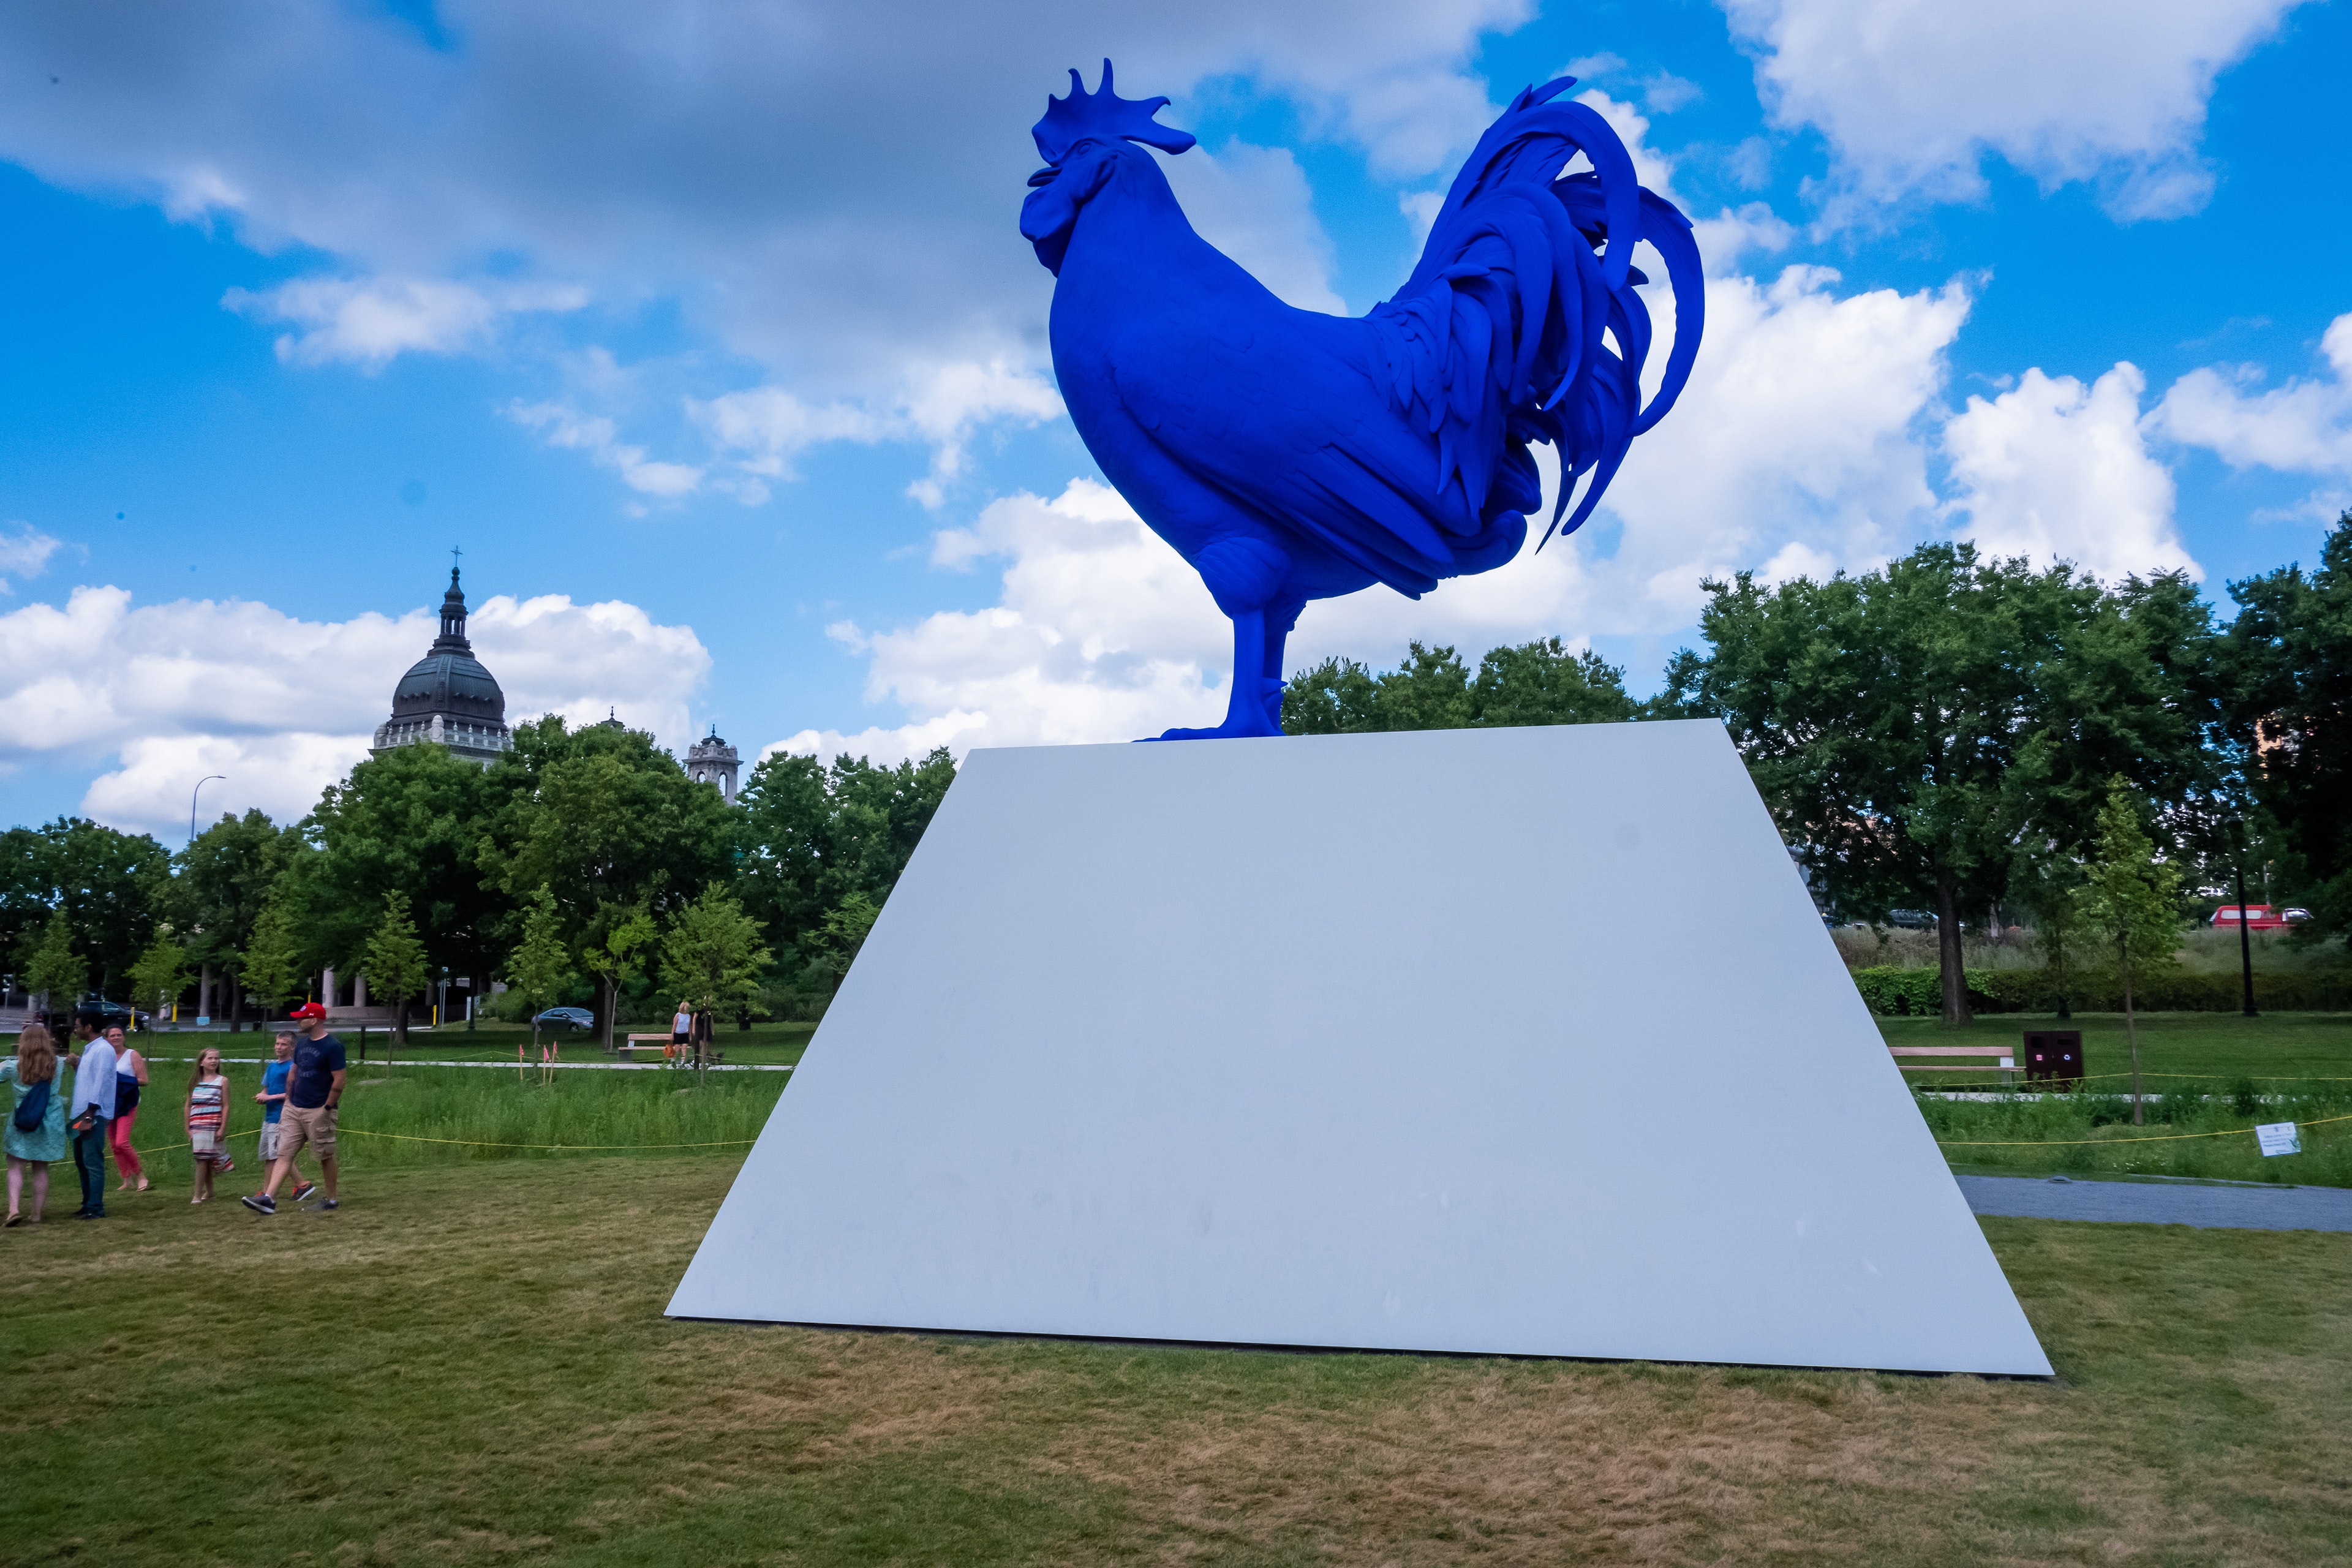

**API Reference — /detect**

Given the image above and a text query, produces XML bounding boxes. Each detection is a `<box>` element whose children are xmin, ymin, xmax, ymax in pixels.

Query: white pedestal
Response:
<box><xmin>671</xmin><ymin>721</ymin><xmax>2050</xmax><ymax>1376</ymax></box>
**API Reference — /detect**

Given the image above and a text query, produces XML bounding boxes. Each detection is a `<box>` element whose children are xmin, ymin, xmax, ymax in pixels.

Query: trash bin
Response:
<box><xmin>2021</xmin><ymin>1030</ymin><xmax>2083</xmax><ymax>1088</ymax></box>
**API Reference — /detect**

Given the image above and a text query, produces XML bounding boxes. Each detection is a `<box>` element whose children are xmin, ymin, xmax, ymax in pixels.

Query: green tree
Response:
<box><xmin>662</xmin><ymin>884</ymin><xmax>772</xmax><ymax>1080</ymax></box>
<box><xmin>2075</xmin><ymin>780</ymin><xmax>2184</xmax><ymax>1125</ymax></box>
<box><xmin>298</xmin><ymin>741</ymin><xmax>507</xmax><ymax>1002</ymax></box>
<box><xmin>21</xmin><ymin>910</ymin><xmax>87</xmax><ymax>1013</ymax></box>
<box><xmin>363</xmin><ymin>893</ymin><xmax>431</xmax><ymax>1055</ymax></box>
<box><xmin>1284</xmin><ymin>639</ymin><xmax>1637</xmax><ymax>734</ymax></box>
<box><xmin>2015</xmin><ymin>850</ymin><xmax>2087</xmax><ymax>1021</ymax></box>
<box><xmin>2</xmin><ymin>817</ymin><xmax>172</xmax><ymax>998</ymax></box>
<box><xmin>175</xmin><ymin>809</ymin><xmax>302</xmax><ymax>1032</ymax></box>
<box><xmin>797</xmin><ymin>891</ymin><xmax>880</xmax><ymax>997</ymax></box>
<box><xmin>241</xmin><ymin>895</ymin><xmax>306</xmax><ymax>1020</ymax></box>
<box><xmin>480</xmin><ymin>716</ymin><xmax>737</xmax><ymax>993</ymax></box>
<box><xmin>581</xmin><ymin>902</ymin><xmax>657</xmax><ymax>1051</ymax></box>
<box><xmin>2220</xmin><ymin>511</ymin><xmax>2352</xmax><ymax>937</ymax></box>
<box><xmin>1471</xmin><ymin>638</ymin><xmax>1640</xmax><ymax>727</ymax></box>
<box><xmin>1662</xmin><ymin>543</ymin><xmax>2212</xmax><ymax>1026</ymax></box>
<box><xmin>736</xmin><ymin>747</ymin><xmax>954</xmax><ymax>962</ymax></box>
<box><xmin>126</xmin><ymin>929</ymin><xmax>195</xmax><ymax>1023</ymax></box>
<box><xmin>506</xmin><ymin>886</ymin><xmax>573</xmax><ymax>1063</ymax></box>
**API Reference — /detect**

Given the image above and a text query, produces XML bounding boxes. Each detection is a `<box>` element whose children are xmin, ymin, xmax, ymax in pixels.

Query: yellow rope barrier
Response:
<box><xmin>1934</xmin><ymin>1111</ymin><xmax>2352</xmax><ymax>1148</ymax></box>
<box><xmin>334</xmin><ymin>1127</ymin><xmax>756</xmax><ymax>1152</ymax></box>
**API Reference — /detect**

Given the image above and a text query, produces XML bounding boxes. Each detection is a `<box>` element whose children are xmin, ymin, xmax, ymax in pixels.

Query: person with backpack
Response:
<box><xmin>108</xmin><ymin>1025</ymin><xmax>151</xmax><ymax>1194</ymax></box>
<box><xmin>5</xmin><ymin>1022</ymin><xmax>68</xmax><ymax>1226</ymax></box>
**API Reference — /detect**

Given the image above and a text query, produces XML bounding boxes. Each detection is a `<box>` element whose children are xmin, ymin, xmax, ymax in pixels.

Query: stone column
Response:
<box><xmin>355</xmin><ymin>973</ymin><xmax>368</xmax><ymax>1010</ymax></box>
<box><xmin>322</xmin><ymin>966</ymin><xmax>337</xmax><ymax>1011</ymax></box>
<box><xmin>200</xmin><ymin>963</ymin><xmax>214</xmax><ymax>1020</ymax></box>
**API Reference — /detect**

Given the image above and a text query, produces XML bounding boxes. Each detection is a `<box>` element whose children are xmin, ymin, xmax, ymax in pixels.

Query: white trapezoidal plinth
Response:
<box><xmin>671</xmin><ymin>720</ymin><xmax>2051</xmax><ymax>1376</ymax></box>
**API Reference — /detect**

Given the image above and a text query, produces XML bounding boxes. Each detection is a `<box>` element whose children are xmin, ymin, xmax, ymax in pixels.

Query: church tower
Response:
<box><xmin>372</xmin><ymin>564</ymin><xmax>513</xmax><ymax>768</ymax></box>
<box><xmin>686</xmin><ymin>726</ymin><xmax>741</xmax><ymax>803</ymax></box>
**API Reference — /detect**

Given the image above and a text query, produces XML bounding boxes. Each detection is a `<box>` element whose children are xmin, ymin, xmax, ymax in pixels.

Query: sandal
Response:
<box><xmin>4</xmin><ymin>1213</ymin><xmax>20</xmax><ymax>1227</ymax></box>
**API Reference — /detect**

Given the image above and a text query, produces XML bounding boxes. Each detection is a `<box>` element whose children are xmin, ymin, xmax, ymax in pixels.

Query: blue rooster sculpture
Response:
<box><xmin>1020</xmin><ymin>62</ymin><xmax>1705</xmax><ymax>738</ymax></box>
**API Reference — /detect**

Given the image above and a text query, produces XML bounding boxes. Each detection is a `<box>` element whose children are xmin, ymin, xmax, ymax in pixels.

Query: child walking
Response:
<box><xmin>186</xmin><ymin>1047</ymin><xmax>230</xmax><ymax>1204</ymax></box>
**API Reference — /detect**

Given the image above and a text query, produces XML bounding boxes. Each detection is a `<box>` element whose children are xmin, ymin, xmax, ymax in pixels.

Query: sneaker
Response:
<box><xmin>293</xmin><ymin>1181</ymin><xmax>317</xmax><ymax>1202</ymax></box>
<box><xmin>320</xmin><ymin>1199</ymin><xmax>339</xmax><ymax>1211</ymax></box>
<box><xmin>240</xmin><ymin>1194</ymin><xmax>276</xmax><ymax>1216</ymax></box>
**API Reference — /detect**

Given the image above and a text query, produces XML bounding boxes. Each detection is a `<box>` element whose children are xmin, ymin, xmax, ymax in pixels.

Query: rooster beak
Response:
<box><xmin>1027</xmin><ymin>164</ymin><xmax>1060</xmax><ymax>188</ymax></box>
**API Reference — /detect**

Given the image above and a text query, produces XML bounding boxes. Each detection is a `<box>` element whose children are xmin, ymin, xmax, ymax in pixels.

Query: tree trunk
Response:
<box><xmin>229</xmin><ymin>975</ymin><xmax>243</xmax><ymax>1035</ymax></box>
<box><xmin>601</xmin><ymin>974</ymin><xmax>617</xmax><ymax>1054</ymax></box>
<box><xmin>394</xmin><ymin>1000</ymin><xmax>407</xmax><ymax>1068</ymax></box>
<box><xmin>1933</xmin><ymin>876</ymin><xmax>1972</xmax><ymax>1027</ymax></box>
<box><xmin>2124</xmin><ymin>931</ymin><xmax>2143</xmax><ymax>1127</ymax></box>
<box><xmin>200</xmin><ymin>963</ymin><xmax>213</xmax><ymax>1022</ymax></box>
<box><xmin>2236</xmin><ymin>860</ymin><xmax>2258</xmax><ymax>1018</ymax></box>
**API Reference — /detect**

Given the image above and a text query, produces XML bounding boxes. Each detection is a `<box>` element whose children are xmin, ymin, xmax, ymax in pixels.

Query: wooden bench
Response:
<box><xmin>1888</xmin><ymin>1044</ymin><xmax>2015</xmax><ymax>1086</ymax></box>
<box><xmin>618</xmin><ymin>1033</ymin><xmax>676</xmax><ymax>1058</ymax></box>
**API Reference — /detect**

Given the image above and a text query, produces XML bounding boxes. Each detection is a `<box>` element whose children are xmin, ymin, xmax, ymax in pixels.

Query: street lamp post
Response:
<box><xmin>190</xmin><ymin>774</ymin><xmax>227</xmax><ymax>845</ymax></box>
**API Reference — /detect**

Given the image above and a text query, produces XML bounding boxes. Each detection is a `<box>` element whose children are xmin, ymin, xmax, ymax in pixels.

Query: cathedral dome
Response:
<box><xmin>372</xmin><ymin>564</ymin><xmax>514</xmax><ymax>767</ymax></box>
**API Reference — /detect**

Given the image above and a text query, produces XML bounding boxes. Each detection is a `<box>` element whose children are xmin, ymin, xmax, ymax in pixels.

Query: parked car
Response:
<box><xmin>2210</xmin><ymin>905</ymin><xmax>2291</xmax><ymax>931</ymax></box>
<box><xmin>72</xmin><ymin>994</ymin><xmax>153</xmax><ymax>1029</ymax></box>
<box><xmin>1886</xmin><ymin>909</ymin><xmax>1939</xmax><ymax>930</ymax></box>
<box><xmin>532</xmin><ymin>1006</ymin><xmax>596</xmax><ymax>1030</ymax></box>
<box><xmin>2284</xmin><ymin>907</ymin><xmax>2313</xmax><ymax>922</ymax></box>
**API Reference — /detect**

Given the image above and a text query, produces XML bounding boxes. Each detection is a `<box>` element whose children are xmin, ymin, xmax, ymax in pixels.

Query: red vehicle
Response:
<box><xmin>2211</xmin><ymin>905</ymin><xmax>2292</xmax><ymax>931</ymax></box>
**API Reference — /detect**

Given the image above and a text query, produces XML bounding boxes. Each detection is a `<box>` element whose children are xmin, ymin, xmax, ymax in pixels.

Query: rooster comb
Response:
<box><xmin>1032</xmin><ymin>59</ymin><xmax>1196</xmax><ymax>164</ymax></box>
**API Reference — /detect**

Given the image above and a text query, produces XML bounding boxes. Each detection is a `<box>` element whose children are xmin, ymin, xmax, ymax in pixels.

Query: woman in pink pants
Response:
<box><xmin>107</xmin><ymin>1026</ymin><xmax>151</xmax><ymax>1192</ymax></box>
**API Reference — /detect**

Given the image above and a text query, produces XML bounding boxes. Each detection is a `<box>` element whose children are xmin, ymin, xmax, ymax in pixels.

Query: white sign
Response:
<box><xmin>2255</xmin><ymin>1121</ymin><xmax>2302</xmax><ymax>1157</ymax></box>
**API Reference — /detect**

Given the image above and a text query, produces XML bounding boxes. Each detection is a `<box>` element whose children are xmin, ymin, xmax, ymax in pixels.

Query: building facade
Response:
<box><xmin>371</xmin><ymin>567</ymin><xmax>513</xmax><ymax>767</ymax></box>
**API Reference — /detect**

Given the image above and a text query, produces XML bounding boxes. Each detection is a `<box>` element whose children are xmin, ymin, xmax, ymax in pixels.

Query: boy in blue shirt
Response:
<box><xmin>252</xmin><ymin>1033</ymin><xmax>317</xmax><ymax>1202</ymax></box>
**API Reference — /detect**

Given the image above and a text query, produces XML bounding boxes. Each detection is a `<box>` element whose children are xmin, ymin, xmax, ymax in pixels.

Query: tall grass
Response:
<box><xmin>1920</xmin><ymin>1079</ymin><xmax>2352</xmax><ymax>1185</ymax></box>
<box><xmin>121</xmin><ymin>1061</ymin><xmax>787</xmax><ymax>1182</ymax></box>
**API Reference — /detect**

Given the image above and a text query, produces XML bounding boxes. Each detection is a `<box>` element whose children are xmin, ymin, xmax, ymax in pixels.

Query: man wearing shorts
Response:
<box><xmin>243</xmin><ymin>1004</ymin><xmax>343</xmax><ymax>1215</ymax></box>
<box><xmin>253</xmin><ymin>1033</ymin><xmax>316</xmax><ymax>1204</ymax></box>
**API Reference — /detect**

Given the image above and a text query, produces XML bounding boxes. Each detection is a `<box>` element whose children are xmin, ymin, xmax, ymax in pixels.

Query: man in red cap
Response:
<box><xmin>244</xmin><ymin>1003</ymin><xmax>345</xmax><ymax>1215</ymax></box>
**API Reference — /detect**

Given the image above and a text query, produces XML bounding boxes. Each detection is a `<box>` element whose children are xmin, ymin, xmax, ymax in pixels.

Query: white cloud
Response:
<box><xmin>0</xmin><ymin>523</ymin><xmax>64</xmax><ymax>590</ymax></box>
<box><xmin>224</xmin><ymin>275</ymin><xmax>587</xmax><ymax>369</ymax></box>
<box><xmin>1641</xmin><ymin>72</ymin><xmax>1704</xmax><ymax>114</ymax></box>
<box><xmin>1719</xmin><ymin>0</ymin><xmax>2308</xmax><ymax>217</ymax></box>
<box><xmin>508</xmin><ymin>402</ymin><xmax>708</xmax><ymax>501</ymax></box>
<box><xmin>692</xmin><ymin>360</ymin><xmax>1065</xmax><ymax>510</ymax></box>
<box><xmin>0</xmin><ymin>584</ymin><xmax>710</xmax><ymax>838</ymax></box>
<box><xmin>2147</xmin><ymin>312</ymin><xmax>2352</xmax><ymax>478</ymax></box>
<box><xmin>1163</xmin><ymin>141</ymin><xmax>1348</xmax><ymax>316</ymax></box>
<box><xmin>1942</xmin><ymin>364</ymin><xmax>2199</xmax><ymax>581</ymax></box>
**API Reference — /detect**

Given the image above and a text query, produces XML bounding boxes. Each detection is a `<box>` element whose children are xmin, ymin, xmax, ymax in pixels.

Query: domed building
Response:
<box><xmin>371</xmin><ymin>566</ymin><xmax>514</xmax><ymax>767</ymax></box>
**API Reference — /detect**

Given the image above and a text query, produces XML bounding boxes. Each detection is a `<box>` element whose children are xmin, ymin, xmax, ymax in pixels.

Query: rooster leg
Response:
<box><xmin>1148</xmin><ymin>606</ymin><xmax>1284</xmax><ymax>740</ymax></box>
<box><xmin>1261</xmin><ymin>595</ymin><xmax>1305</xmax><ymax>729</ymax></box>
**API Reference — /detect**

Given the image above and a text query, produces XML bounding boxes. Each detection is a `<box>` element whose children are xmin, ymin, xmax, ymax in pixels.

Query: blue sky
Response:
<box><xmin>4</xmin><ymin>0</ymin><xmax>2350</xmax><ymax>843</ymax></box>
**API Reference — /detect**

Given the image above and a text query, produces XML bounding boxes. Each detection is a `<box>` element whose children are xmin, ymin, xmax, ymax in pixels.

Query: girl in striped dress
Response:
<box><xmin>185</xmin><ymin>1048</ymin><xmax>230</xmax><ymax>1204</ymax></box>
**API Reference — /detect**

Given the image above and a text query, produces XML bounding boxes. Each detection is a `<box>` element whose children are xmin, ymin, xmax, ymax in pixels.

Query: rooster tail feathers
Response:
<box><xmin>1374</xmin><ymin>72</ymin><xmax>1704</xmax><ymax>551</ymax></box>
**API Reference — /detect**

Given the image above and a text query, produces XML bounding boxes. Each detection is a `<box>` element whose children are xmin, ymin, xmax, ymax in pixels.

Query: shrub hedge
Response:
<box><xmin>1850</xmin><ymin>963</ymin><xmax>2352</xmax><ymax>1014</ymax></box>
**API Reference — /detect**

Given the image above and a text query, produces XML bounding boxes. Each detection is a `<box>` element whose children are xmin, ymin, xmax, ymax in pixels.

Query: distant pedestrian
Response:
<box><xmin>185</xmin><ymin>1047</ymin><xmax>230</xmax><ymax>1204</ymax></box>
<box><xmin>691</xmin><ymin>1005</ymin><xmax>715</xmax><ymax>1072</ymax></box>
<box><xmin>64</xmin><ymin>1013</ymin><xmax>116</xmax><ymax>1219</ymax></box>
<box><xmin>669</xmin><ymin>1000</ymin><xmax>692</xmax><ymax>1065</ymax></box>
<box><xmin>243</xmin><ymin>1003</ymin><xmax>344</xmax><ymax>1215</ymax></box>
<box><xmin>108</xmin><ymin>1025</ymin><xmax>151</xmax><ymax>1193</ymax></box>
<box><xmin>4</xmin><ymin>1022</ymin><xmax>67</xmax><ymax>1226</ymax></box>
<box><xmin>253</xmin><ymin>1033</ymin><xmax>317</xmax><ymax>1204</ymax></box>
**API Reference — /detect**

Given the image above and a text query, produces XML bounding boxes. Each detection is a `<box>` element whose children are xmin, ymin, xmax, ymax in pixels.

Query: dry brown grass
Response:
<box><xmin>5</xmin><ymin>1156</ymin><xmax>2348</xmax><ymax>1566</ymax></box>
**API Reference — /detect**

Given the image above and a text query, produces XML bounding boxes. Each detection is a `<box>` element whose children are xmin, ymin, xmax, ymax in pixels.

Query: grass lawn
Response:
<box><xmin>4</xmin><ymin>1156</ymin><xmax>2349</xmax><ymax>1566</ymax></box>
<box><xmin>133</xmin><ymin>1020</ymin><xmax>818</xmax><ymax>1069</ymax></box>
<box><xmin>1878</xmin><ymin>1009</ymin><xmax>2352</xmax><ymax>1091</ymax></box>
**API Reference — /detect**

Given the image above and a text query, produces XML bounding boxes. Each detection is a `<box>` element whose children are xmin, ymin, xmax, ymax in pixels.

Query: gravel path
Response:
<box><xmin>1960</xmin><ymin>1174</ymin><xmax>2352</xmax><ymax>1232</ymax></box>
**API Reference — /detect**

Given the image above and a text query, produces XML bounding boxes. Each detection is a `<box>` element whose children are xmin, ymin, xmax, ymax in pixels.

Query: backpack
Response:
<box><xmin>12</xmin><ymin>1078</ymin><xmax>50</xmax><ymax>1134</ymax></box>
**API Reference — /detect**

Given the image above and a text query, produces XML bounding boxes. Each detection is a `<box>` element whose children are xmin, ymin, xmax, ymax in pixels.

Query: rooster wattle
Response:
<box><xmin>1020</xmin><ymin>61</ymin><xmax>1702</xmax><ymax>738</ymax></box>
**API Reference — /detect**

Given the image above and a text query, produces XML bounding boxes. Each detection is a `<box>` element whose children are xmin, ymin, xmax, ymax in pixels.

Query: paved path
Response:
<box><xmin>1961</xmin><ymin>1174</ymin><xmax>2352</xmax><ymax>1232</ymax></box>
